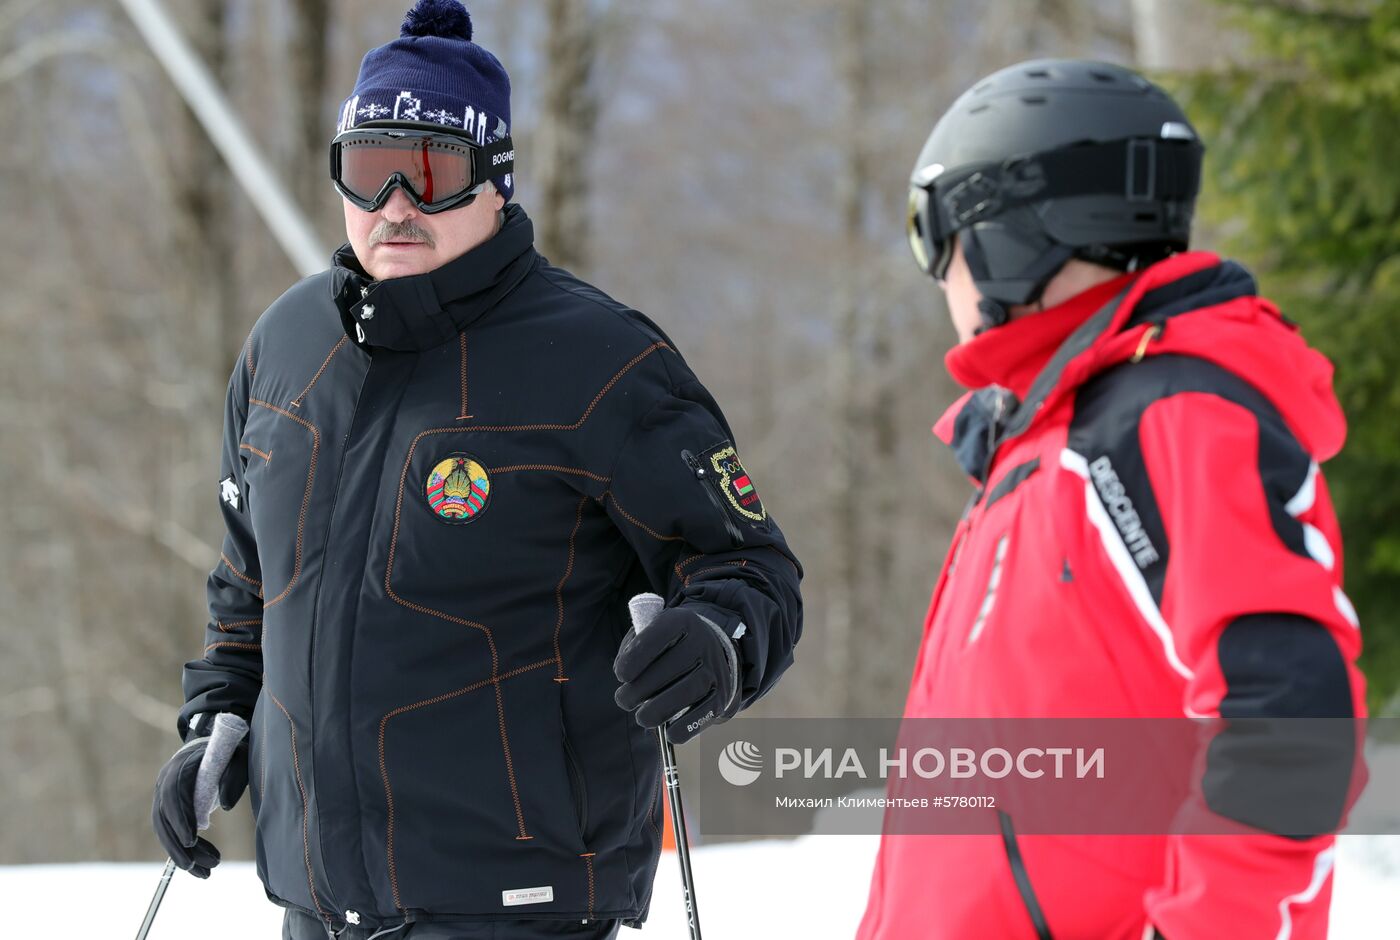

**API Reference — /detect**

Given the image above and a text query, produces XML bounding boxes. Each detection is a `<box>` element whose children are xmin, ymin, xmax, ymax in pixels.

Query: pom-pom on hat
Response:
<box><xmin>335</xmin><ymin>0</ymin><xmax>514</xmax><ymax>201</ymax></box>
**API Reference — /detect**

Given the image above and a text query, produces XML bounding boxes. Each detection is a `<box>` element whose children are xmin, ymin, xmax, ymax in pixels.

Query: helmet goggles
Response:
<box><xmin>906</xmin><ymin>136</ymin><xmax>1202</xmax><ymax>281</ymax></box>
<box><xmin>330</xmin><ymin>125</ymin><xmax>515</xmax><ymax>214</ymax></box>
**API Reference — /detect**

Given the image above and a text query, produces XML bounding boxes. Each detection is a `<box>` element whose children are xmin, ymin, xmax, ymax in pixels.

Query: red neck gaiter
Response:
<box><xmin>943</xmin><ymin>273</ymin><xmax>1136</xmax><ymax>397</ymax></box>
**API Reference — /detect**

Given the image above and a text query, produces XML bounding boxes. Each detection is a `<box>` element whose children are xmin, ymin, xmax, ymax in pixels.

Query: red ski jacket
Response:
<box><xmin>858</xmin><ymin>252</ymin><xmax>1366</xmax><ymax>940</ymax></box>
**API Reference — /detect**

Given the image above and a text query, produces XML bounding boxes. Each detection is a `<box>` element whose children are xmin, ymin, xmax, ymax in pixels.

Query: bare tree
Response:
<box><xmin>287</xmin><ymin>0</ymin><xmax>334</xmax><ymax>216</ymax></box>
<box><xmin>825</xmin><ymin>0</ymin><xmax>873</xmax><ymax>715</ymax></box>
<box><xmin>169</xmin><ymin>0</ymin><xmax>240</xmax><ymax>383</ymax></box>
<box><xmin>532</xmin><ymin>0</ymin><xmax>601</xmax><ymax>271</ymax></box>
<box><xmin>0</xmin><ymin>0</ymin><xmax>1158</xmax><ymax>864</ymax></box>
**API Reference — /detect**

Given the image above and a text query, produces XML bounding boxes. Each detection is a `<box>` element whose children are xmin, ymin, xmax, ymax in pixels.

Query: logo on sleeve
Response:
<box><xmin>704</xmin><ymin>443</ymin><xmax>767</xmax><ymax>524</ymax></box>
<box><xmin>219</xmin><ymin>475</ymin><xmax>241</xmax><ymax>512</ymax></box>
<box><xmin>425</xmin><ymin>453</ymin><xmax>491</xmax><ymax>524</ymax></box>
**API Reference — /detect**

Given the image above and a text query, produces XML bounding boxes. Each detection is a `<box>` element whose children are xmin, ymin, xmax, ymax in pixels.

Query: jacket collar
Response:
<box><xmin>944</xmin><ymin>271</ymin><xmax>1138</xmax><ymax>399</ymax></box>
<box><xmin>329</xmin><ymin>202</ymin><xmax>539</xmax><ymax>353</ymax></box>
<box><xmin>934</xmin><ymin>251</ymin><xmax>1265</xmax><ymax>479</ymax></box>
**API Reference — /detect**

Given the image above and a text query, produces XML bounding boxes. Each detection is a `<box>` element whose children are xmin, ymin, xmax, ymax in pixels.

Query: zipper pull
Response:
<box><xmin>981</xmin><ymin>393</ymin><xmax>1007</xmax><ymax>484</ymax></box>
<box><xmin>1131</xmin><ymin>322</ymin><xmax>1163</xmax><ymax>363</ymax></box>
<box><xmin>683</xmin><ymin>449</ymin><xmax>705</xmax><ymax>479</ymax></box>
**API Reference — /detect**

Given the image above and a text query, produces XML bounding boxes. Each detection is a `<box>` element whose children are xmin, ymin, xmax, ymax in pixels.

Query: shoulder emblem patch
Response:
<box><xmin>703</xmin><ymin>442</ymin><xmax>766</xmax><ymax>523</ymax></box>
<box><xmin>425</xmin><ymin>453</ymin><xmax>491</xmax><ymax>523</ymax></box>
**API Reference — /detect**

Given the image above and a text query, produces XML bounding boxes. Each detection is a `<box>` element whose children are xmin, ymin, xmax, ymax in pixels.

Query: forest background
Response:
<box><xmin>1</xmin><ymin>0</ymin><xmax>1395</xmax><ymax>862</ymax></box>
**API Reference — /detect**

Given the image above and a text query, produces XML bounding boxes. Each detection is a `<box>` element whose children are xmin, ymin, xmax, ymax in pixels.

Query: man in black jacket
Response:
<box><xmin>151</xmin><ymin>3</ymin><xmax>802</xmax><ymax>937</ymax></box>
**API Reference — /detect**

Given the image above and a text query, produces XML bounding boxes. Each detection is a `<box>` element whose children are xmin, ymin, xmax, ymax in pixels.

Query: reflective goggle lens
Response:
<box><xmin>907</xmin><ymin>183</ymin><xmax>955</xmax><ymax>281</ymax></box>
<box><xmin>907</xmin><ymin>186</ymin><xmax>933</xmax><ymax>272</ymax></box>
<box><xmin>335</xmin><ymin>132</ymin><xmax>477</xmax><ymax>210</ymax></box>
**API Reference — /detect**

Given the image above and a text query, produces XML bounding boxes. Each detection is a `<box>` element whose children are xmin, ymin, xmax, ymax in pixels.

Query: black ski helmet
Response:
<box><xmin>907</xmin><ymin>58</ymin><xmax>1204</xmax><ymax>328</ymax></box>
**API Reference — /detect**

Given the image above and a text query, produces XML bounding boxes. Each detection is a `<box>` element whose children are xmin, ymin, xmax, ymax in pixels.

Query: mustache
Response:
<box><xmin>369</xmin><ymin>219</ymin><xmax>436</xmax><ymax>249</ymax></box>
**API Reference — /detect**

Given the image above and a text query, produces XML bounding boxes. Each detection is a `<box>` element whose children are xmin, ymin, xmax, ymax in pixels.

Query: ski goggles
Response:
<box><xmin>906</xmin><ymin>160</ymin><xmax>984</xmax><ymax>281</ymax></box>
<box><xmin>906</xmin><ymin>173</ymin><xmax>955</xmax><ymax>281</ymax></box>
<box><xmin>330</xmin><ymin>126</ymin><xmax>515</xmax><ymax>214</ymax></box>
<box><xmin>907</xmin><ymin>137</ymin><xmax>1205</xmax><ymax>280</ymax></box>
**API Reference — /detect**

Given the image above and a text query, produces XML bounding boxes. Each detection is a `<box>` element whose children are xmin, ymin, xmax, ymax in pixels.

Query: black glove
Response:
<box><xmin>614</xmin><ymin>606</ymin><xmax>742</xmax><ymax>744</ymax></box>
<box><xmin>151</xmin><ymin>733</ymin><xmax>249</xmax><ymax>878</ymax></box>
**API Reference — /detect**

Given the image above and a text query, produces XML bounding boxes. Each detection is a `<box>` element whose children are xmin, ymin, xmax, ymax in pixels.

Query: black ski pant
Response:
<box><xmin>282</xmin><ymin>908</ymin><xmax>621</xmax><ymax>940</ymax></box>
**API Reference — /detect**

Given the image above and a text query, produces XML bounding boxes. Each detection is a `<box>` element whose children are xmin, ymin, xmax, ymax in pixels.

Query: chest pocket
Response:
<box><xmin>238</xmin><ymin>401</ymin><xmax>321</xmax><ymax>608</ymax></box>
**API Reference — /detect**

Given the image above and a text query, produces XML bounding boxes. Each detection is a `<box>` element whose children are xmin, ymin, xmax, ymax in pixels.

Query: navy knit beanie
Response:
<box><xmin>335</xmin><ymin>0</ymin><xmax>514</xmax><ymax>201</ymax></box>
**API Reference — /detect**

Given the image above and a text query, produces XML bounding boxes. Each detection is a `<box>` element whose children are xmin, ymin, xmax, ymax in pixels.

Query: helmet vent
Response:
<box><xmin>969</xmin><ymin>103</ymin><xmax>991</xmax><ymax>114</ymax></box>
<box><xmin>973</xmin><ymin>81</ymin><xmax>994</xmax><ymax>95</ymax></box>
<box><xmin>1025</xmin><ymin>67</ymin><xmax>1052</xmax><ymax>79</ymax></box>
<box><xmin>1089</xmin><ymin>70</ymin><xmax>1116</xmax><ymax>82</ymax></box>
<box><xmin>1021</xmin><ymin>95</ymin><xmax>1048</xmax><ymax>105</ymax></box>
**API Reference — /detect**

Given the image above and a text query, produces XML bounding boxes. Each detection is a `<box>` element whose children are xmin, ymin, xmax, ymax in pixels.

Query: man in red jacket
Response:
<box><xmin>858</xmin><ymin>59</ymin><xmax>1366</xmax><ymax>939</ymax></box>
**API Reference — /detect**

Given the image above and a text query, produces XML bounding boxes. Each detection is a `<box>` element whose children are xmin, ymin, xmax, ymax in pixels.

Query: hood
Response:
<box><xmin>936</xmin><ymin>251</ymin><xmax>1346</xmax><ymax>470</ymax></box>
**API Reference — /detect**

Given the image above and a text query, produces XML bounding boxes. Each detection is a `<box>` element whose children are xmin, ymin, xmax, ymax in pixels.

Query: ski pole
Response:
<box><xmin>135</xmin><ymin>712</ymin><xmax>249</xmax><ymax>940</ymax></box>
<box><xmin>628</xmin><ymin>593</ymin><xmax>703</xmax><ymax>940</ymax></box>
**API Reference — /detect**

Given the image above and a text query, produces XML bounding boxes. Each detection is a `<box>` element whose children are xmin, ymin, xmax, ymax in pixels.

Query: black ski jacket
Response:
<box><xmin>178</xmin><ymin>204</ymin><xmax>803</xmax><ymax>932</ymax></box>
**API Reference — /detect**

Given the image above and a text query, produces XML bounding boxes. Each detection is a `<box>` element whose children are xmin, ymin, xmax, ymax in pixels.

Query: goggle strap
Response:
<box><xmin>474</xmin><ymin>136</ymin><xmax>515</xmax><ymax>183</ymax></box>
<box><xmin>937</xmin><ymin>138</ymin><xmax>1204</xmax><ymax>231</ymax></box>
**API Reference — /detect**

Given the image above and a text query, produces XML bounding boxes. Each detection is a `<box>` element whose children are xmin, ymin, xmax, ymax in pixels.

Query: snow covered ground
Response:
<box><xmin>4</xmin><ymin>835</ymin><xmax>1398</xmax><ymax>937</ymax></box>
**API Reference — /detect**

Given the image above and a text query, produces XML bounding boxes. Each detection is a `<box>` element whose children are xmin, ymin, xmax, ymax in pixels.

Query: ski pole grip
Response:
<box><xmin>628</xmin><ymin>592</ymin><xmax>665</xmax><ymax>634</ymax></box>
<box><xmin>194</xmin><ymin>712</ymin><xmax>249</xmax><ymax>830</ymax></box>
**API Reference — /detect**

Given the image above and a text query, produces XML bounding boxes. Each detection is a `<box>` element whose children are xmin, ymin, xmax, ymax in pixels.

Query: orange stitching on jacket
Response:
<box><xmin>457</xmin><ymin>331</ymin><xmax>470</xmax><ymax>420</ymax></box>
<box><xmin>385</xmin><ymin>430</ymin><xmax>501</xmax><ymax>673</ymax></box>
<box><xmin>219</xmin><ymin>552</ymin><xmax>263</xmax><ymax>594</ymax></box>
<box><xmin>495</xmin><ymin>681</ymin><xmax>531</xmax><ymax>841</ymax></box>
<box><xmin>468</xmin><ymin>342</ymin><xmax>671</xmax><ymax>432</ymax></box>
<box><xmin>493</xmin><ymin>464</ymin><xmax>611</xmax><ymax>483</ymax></box>
<box><xmin>268</xmin><ymin>691</ymin><xmax>327</xmax><ymax>919</ymax></box>
<box><xmin>249</xmin><ymin>400</ymin><xmax>320</xmax><ymax>609</ymax></box>
<box><xmin>215</xmin><ymin>617</ymin><xmax>262</xmax><ymax>633</ymax></box>
<box><xmin>380</xmin><ymin>658</ymin><xmax>557</xmax><ymax>723</ymax></box>
<box><xmin>259</xmin><ymin>700</ymin><xmax>267</xmax><ymax>810</ymax></box>
<box><xmin>554</xmin><ymin>497</ymin><xmax>589</xmax><ymax>680</ymax></box>
<box><xmin>682</xmin><ymin>559</ymin><xmax>760</xmax><ymax>588</ymax></box>
<box><xmin>605</xmin><ymin>492</ymin><xmax>684</xmax><ymax>542</ymax></box>
<box><xmin>671</xmin><ymin>552</ymin><xmax>703</xmax><ymax>585</ymax></box>
<box><xmin>204</xmin><ymin>640</ymin><xmax>262</xmax><ymax>656</ymax></box>
<box><xmin>238</xmin><ymin>443</ymin><xmax>272</xmax><ymax>462</ymax></box>
<box><xmin>290</xmin><ymin>335</ymin><xmax>347</xmax><ymax>408</ymax></box>
<box><xmin>683</xmin><ymin>565</ymin><xmax>729</xmax><ymax>587</ymax></box>
<box><xmin>757</xmin><ymin>543</ymin><xmax>801</xmax><ymax>579</ymax></box>
<box><xmin>644</xmin><ymin>759</ymin><xmax>664</xmax><ymax>892</ymax></box>
<box><xmin>377</xmin><ymin>657</ymin><xmax>555</xmax><ymax>909</ymax></box>
<box><xmin>383</xmin><ymin>430</ymin><xmax>546</xmax><ymax>852</ymax></box>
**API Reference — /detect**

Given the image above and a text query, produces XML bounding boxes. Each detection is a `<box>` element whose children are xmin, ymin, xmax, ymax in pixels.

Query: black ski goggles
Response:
<box><xmin>906</xmin><ymin>169</ymin><xmax>955</xmax><ymax>281</ymax></box>
<box><xmin>907</xmin><ymin>137</ymin><xmax>1204</xmax><ymax>280</ymax></box>
<box><xmin>906</xmin><ymin>159</ymin><xmax>1007</xmax><ymax>281</ymax></box>
<box><xmin>330</xmin><ymin>126</ymin><xmax>515</xmax><ymax>214</ymax></box>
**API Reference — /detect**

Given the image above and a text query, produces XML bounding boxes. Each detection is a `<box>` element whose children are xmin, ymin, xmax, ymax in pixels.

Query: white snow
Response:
<box><xmin>3</xmin><ymin>835</ymin><xmax>1397</xmax><ymax>937</ymax></box>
